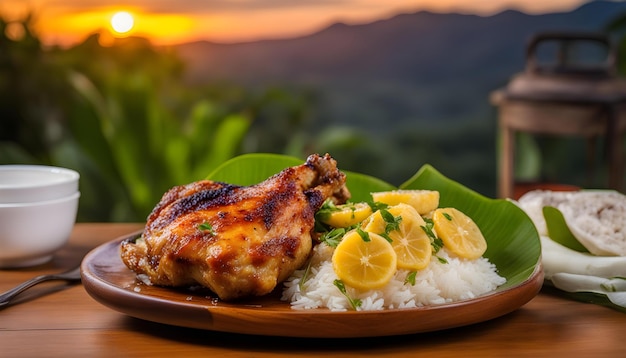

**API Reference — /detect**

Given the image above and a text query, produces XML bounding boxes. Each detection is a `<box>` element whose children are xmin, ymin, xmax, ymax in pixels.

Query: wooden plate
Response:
<box><xmin>81</xmin><ymin>231</ymin><xmax>544</xmax><ymax>338</ymax></box>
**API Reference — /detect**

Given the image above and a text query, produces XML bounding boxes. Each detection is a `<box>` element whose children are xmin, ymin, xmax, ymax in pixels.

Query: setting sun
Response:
<box><xmin>0</xmin><ymin>0</ymin><xmax>588</xmax><ymax>47</ymax></box>
<box><xmin>110</xmin><ymin>11</ymin><xmax>134</xmax><ymax>36</ymax></box>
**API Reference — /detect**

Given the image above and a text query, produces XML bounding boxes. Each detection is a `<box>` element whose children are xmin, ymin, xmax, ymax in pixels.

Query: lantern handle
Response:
<box><xmin>525</xmin><ymin>32</ymin><xmax>617</xmax><ymax>76</ymax></box>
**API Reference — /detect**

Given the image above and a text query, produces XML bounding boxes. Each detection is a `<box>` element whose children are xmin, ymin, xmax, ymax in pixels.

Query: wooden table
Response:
<box><xmin>2</xmin><ymin>223</ymin><xmax>626</xmax><ymax>357</ymax></box>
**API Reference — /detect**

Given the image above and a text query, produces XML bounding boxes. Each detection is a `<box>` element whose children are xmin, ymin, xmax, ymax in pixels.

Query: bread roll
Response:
<box><xmin>557</xmin><ymin>190</ymin><xmax>626</xmax><ymax>256</ymax></box>
<box><xmin>517</xmin><ymin>190</ymin><xmax>574</xmax><ymax>236</ymax></box>
<box><xmin>518</xmin><ymin>190</ymin><xmax>626</xmax><ymax>256</ymax></box>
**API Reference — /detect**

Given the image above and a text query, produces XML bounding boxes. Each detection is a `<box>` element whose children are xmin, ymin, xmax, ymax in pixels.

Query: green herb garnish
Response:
<box><xmin>333</xmin><ymin>279</ymin><xmax>362</xmax><ymax>310</ymax></box>
<box><xmin>421</xmin><ymin>218</ymin><xmax>448</xmax><ymax>264</ymax></box>
<box><xmin>316</xmin><ymin>199</ymin><xmax>339</xmax><ymax>216</ymax></box>
<box><xmin>421</xmin><ymin>218</ymin><xmax>442</xmax><ymax>252</ymax></box>
<box><xmin>314</xmin><ymin>199</ymin><xmax>338</xmax><ymax>232</ymax></box>
<box><xmin>356</xmin><ymin>227</ymin><xmax>371</xmax><ymax>242</ymax></box>
<box><xmin>405</xmin><ymin>271</ymin><xmax>417</xmax><ymax>286</ymax></box>
<box><xmin>197</xmin><ymin>222</ymin><xmax>215</xmax><ymax>234</ymax></box>
<box><xmin>367</xmin><ymin>201</ymin><xmax>389</xmax><ymax>212</ymax></box>
<box><xmin>377</xmin><ymin>208</ymin><xmax>402</xmax><ymax>243</ymax></box>
<box><xmin>299</xmin><ymin>259</ymin><xmax>313</xmax><ymax>291</ymax></box>
<box><xmin>320</xmin><ymin>227</ymin><xmax>349</xmax><ymax>247</ymax></box>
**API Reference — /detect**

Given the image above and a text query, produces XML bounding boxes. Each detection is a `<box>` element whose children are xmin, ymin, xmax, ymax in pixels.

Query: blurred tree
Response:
<box><xmin>1</xmin><ymin>10</ymin><xmax>503</xmax><ymax>221</ymax></box>
<box><xmin>0</xmin><ymin>14</ymin><xmax>73</xmax><ymax>163</ymax></box>
<box><xmin>606</xmin><ymin>12</ymin><xmax>626</xmax><ymax>75</ymax></box>
<box><xmin>0</xmin><ymin>12</ymin><xmax>323</xmax><ymax>221</ymax></box>
<box><xmin>60</xmin><ymin>34</ymin><xmax>257</xmax><ymax>221</ymax></box>
<box><xmin>0</xmin><ymin>15</ymin><xmax>253</xmax><ymax>221</ymax></box>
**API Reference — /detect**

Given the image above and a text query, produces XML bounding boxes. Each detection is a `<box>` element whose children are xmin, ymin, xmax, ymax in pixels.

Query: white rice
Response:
<box><xmin>281</xmin><ymin>243</ymin><xmax>506</xmax><ymax>311</ymax></box>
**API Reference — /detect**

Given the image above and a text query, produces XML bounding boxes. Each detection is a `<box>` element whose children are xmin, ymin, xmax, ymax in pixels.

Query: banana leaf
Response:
<box><xmin>400</xmin><ymin>164</ymin><xmax>541</xmax><ymax>288</ymax></box>
<box><xmin>206</xmin><ymin>155</ymin><xmax>541</xmax><ymax>290</ymax></box>
<box><xmin>543</xmin><ymin>206</ymin><xmax>589</xmax><ymax>253</ymax></box>
<box><xmin>206</xmin><ymin>153</ymin><xmax>304</xmax><ymax>185</ymax></box>
<box><xmin>543</xmin><ymin>282</ymin><xmax>626</xmax><ymax>313</ymax></box>
<box><xmin>207</xmin><ymin>153</ymin><xmax>395</xmax><ymax>201</ymax></box>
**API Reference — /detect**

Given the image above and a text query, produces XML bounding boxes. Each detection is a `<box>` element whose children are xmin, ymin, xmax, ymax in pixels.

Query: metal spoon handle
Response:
<box><xmin>0</xmin><ymin>267</ymin><xmax>82</xmax><ymax>307</ymax></box>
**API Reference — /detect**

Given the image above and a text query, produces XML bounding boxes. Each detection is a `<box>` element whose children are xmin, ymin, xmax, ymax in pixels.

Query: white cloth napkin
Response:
<box><xmin>516</xmin><ymin>190</ymin><xmax>626</xmax><ymax>309</ymax></box>
<box><xmin>541</xmin><ymin>235</ymin><xmax>626</xmax><ymax>308</ymax></box>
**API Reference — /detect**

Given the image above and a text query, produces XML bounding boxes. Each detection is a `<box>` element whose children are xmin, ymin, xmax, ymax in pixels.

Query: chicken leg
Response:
<box><xmin>121</xmin><ymin>153</ymin><xmax>349</xmax><ymax>300</ymax></box>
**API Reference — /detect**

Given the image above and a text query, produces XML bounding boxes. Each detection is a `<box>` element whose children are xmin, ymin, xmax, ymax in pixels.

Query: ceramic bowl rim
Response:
<box><xmin>0</xmin><ymin>165</ymin><xmax>79</xmax><ymax>190</ymax></box>
<box><xmin>0</xmin><ymin>191</ymin><xmax>81</xmax><ymax>208</ymax></box>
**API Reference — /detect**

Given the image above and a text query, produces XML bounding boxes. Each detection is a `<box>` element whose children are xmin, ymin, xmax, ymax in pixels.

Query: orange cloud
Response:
<box><xmin>30</xmin><ymin>7</ymin><xmax>195</xmax><ymax>46</ymax></box>
<box><xmin>0</xmin><ymin>0</ymin><xmax>587</xmax><ymax>47</ymax></box>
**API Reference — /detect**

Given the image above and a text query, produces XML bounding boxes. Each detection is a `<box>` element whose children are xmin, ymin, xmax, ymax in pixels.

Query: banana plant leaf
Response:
<box><xmin>400</xmin><ymin>164</ymin><xmax>541</xmax><ymax>288</ymax></box>
<box><xmin>543</xmin><ymin>206</ymin><xmax>589</xmax><ymax>253</ymax></box>
<box><xmin>206</xmin><ymin>153</ymin><xmax>304</xmax><ymax>185</ymax></box>
<box><xmin>543</xmin><ymin>282</ymin><xmax>626</xmax><ymax>313</ymax></box>
<box><xmin>206</xmin><ymin>155</ymin><xmax>542</xmax><ymax>291</ymax></box>
<box><xmin>206</xmin><ymin>153</ymin><xmax>396</xmax><ymax>202</ymax></box>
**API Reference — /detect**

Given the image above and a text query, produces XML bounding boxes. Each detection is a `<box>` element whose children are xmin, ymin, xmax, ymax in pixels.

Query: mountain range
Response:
<box><xmin>174</xmin><ymin>0</ymin><xmax>626</xmax><ymax>132</ymax></box>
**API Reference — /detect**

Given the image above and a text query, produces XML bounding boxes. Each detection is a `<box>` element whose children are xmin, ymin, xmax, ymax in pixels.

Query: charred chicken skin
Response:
<box><xmin>121</xmin><ymin>153</ymin><xmax>349</xmax><ymax>300</ymax></box>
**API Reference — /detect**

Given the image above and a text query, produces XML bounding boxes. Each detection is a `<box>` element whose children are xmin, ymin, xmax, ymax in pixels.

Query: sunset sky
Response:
<box><xmin>1</xmin><ymin>0</ymin><xmax>591</xmax><ymax>46</ymax></box>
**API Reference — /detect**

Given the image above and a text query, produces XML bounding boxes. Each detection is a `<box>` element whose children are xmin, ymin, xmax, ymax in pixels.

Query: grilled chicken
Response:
<box><xmin>121</xmin><ymin>153</ymin><xmax>350</xmax><ymax>300</ymax></box>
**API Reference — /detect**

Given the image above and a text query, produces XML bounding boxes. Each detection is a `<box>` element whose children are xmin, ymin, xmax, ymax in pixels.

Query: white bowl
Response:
<box><xmin>0</xmin><ymin>192</ymin><xmax>80</xmax><ymax>268</ymax></box>
<box><xmin>0</xmin><ymin>165</ymin><xmax>80</xmax><ymax>203</ymax></box>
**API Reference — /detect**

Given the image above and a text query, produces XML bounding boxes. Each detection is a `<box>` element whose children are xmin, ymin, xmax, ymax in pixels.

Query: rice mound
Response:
<box><xmin>281</xmin><ymin>243</ymin><xmax>506</xmax><ymax>311</ymax></box>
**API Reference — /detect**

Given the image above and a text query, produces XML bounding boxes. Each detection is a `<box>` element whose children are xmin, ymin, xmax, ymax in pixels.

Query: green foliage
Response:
<box><xmin>0</xmin><ymin>14</ymin><xmax>73</xmax><ymax>161</ymax></box>
<box><xmin>0</xmin><ymin>15</ymin><xmax>253</xmax><ymax>221</ymax></box>
<box><xmin>0</xmin><ymin>11</ymin><xmax>524</xmax><ymax>222</ymax></box>
<box><xmin>606</xmin><ymin>11</ymin><xmax>626</xmax><ymax>75</ymax></box>
<box><xmin>66</xmin><ymin>69</ymin><xmax>252</xmax><ymax>221</ymax></box>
